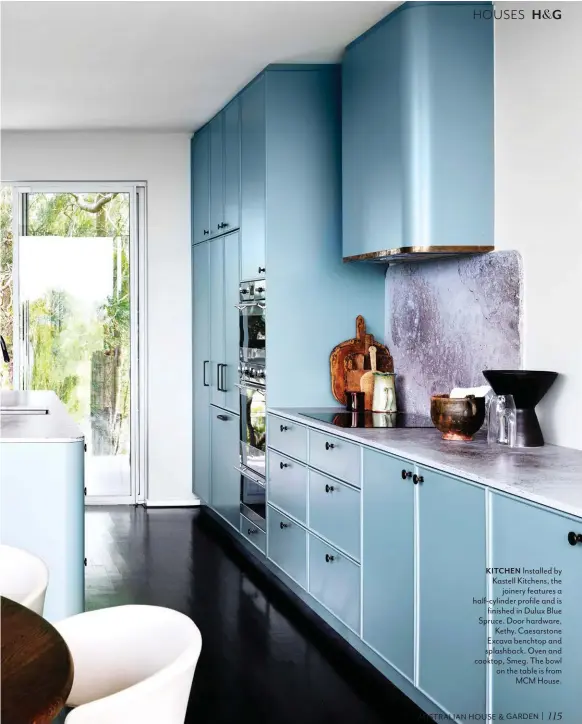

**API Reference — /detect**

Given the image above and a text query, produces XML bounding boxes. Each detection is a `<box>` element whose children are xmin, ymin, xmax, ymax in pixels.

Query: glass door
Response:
<box><xmin>12</xmin><ymin>186</ymin><xmax>144</xmax><ymax>503</ymax></box>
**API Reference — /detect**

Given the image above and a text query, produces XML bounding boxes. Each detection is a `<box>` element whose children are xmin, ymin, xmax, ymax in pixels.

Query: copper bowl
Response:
<box><xmin>430</xmin><ymin>394</ymin><xmax>485</xmax><ymax>441</ymax></box>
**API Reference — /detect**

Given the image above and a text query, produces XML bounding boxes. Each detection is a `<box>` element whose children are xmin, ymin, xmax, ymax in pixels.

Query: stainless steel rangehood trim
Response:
<box><xmin>343</xmin><ymin>245</ymin><xmax>494</xmax><ymax>265</ymax></box>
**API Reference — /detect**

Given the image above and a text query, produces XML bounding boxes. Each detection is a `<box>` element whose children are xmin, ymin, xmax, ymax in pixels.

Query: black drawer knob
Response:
<box><xmin>258</xmin><ymin>266</ymin><xmax>266</xmax><ymax>274</ymax></box>
<box><xmin>568</xmin><ymin>531</ymin><xmax>582</xmax><ymax>546</ymax></box>
<box><xmin>248</xmin><ymin>528</ymin><xmax>257</xmax><ymax>536</ymax></box>
<box><xmin>325</xmin><ymin>553</ymin><xmax>335</xmax><ymax>563</ymax></box>
<box><xmin>203</xmin><ymin>229</ymin><xmax>209</xmax><ymax>235</ymax></box>
<box><xmin>401</xmin><ymin>469</ymin><xmax>412</xmax><ymax>480</ymax></box>
<box><xmin>413</xmin><ymin>474</ymin><xmax>424</xmax><ymax>485</ymax></box>
<box><xmin>280</xmin><ymin>461</ymin><xmax>289</xmax><ymax>469</ymax></box>
<box><xmin>325</xmin><ymin>442</ymin><xmax>335</xmax><ymax>450</ymax></box>
<box><xmin>280</xmin><ymin>424</ymin><xmax>288</xmax><ymax>432</ymax></box>
<box><xmin>325</xmin><ymin>484</ymin><xmax>335</xmax><ymax>493</ymax></box>
<box><xmin>280</xmin><ymin>521</ymin><xmax>290</xmax><ymax>529</ymax></box>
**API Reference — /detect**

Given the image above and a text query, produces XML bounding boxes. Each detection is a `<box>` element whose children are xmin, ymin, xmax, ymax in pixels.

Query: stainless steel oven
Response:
<box><xmin>237</xmin><ymin>281</ymin><xmax>266</xmax><ymax>526</ymax></box>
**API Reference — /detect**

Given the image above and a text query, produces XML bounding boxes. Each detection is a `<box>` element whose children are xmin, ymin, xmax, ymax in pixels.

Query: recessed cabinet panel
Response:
<box><xmin>192</xmin><ymin>242</ymin><xmax>211</xmax><ymax>501</ymax></box>
<box><xmin>240</xmin><ymin>75</ymin><xmax>266</xmax><ymax>281</ymax></box>
<box><xmin>362</xmin><ymin>448</ymin><xmax>414</xmax><ymax>681</ymax></box>
<box><xmin>209</xmin><ymin>238</ymin><xmax>225</xmax><ymax>408</ymax></box>
<box><xmin>308</xmin><ymin>470</ymin><xmax>360</xmax><ymax>561</ymax></box>
<box><xmin>418</xmin><ymin>468</ymin><xmax>486</xmax><ymax>717</ymax></box>
<box><xmin>268</xmin><ymin>415</ymin><xmax>308</xmax><ymax>462</ymax></box>
<box><xmin>192</xmin><ymin>128</ymin><xmax>210</xmax><ymax>244</ymax></box>
<box><xmin>267</xmin><ymin>506</ymin><xmax>307</xmax><ymax>589</ymax></box>
<box><xmin>209</xmin><ymin>114</ymin><xmax>224</xmax><ymax>237</ymax></box>
<box><xmin>223</xmin><ymin>98</ymin><xmax>241</xmax><ymax>233</ymax></box>
<box><xmin>491</xmin><ymin>495</ymin><xmax>582</xmax><ymax>723</ymax></box>
<box><xmin>308</xmin><ymin>534</ymin><xmax>360</xmax><ymax>634</ymax></box>
<box><xmin>308</xmin><ymin>429</ymin><xmax>360</xmax><ymax>488</ymax></box>
<box><xmin>268</xmin><ymin>450</ymin><xmax>307</xmax><ymax>524</ymax></box>
<box><xmin>210</xmin><ymin>407</ymin><xmax>240</xmax><ymax>529</ymax></box>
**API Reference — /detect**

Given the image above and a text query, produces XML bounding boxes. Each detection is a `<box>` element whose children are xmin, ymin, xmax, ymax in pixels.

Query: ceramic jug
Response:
<box><xmin>372</xmin><ymin>372</ymin><xmax>397</xmax><ymax>413</ymax></box>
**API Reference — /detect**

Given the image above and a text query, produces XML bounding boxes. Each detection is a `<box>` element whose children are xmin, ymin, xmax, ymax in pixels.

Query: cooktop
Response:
<box><xmin>298</xmin><ymin>410</ymin><xmax>433</xmax><ymax>429</ymax></box>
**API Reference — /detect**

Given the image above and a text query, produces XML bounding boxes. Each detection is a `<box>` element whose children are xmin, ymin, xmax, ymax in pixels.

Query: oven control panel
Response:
<box><xmin>239</xmin><ymin>280</ymin><xmax>266</xmax><ymax>303</ymax></box>
<box><xmin>238</xmin><ymin>363</ymin><xmax>266</xmax><ymax>386</ymax></box>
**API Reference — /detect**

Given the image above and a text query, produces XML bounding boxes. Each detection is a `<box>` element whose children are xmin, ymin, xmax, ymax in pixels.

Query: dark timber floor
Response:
<box><xmin>85</xmin><ymin>506</ymin><xmax>424</xmax><ymax>723</ymax></box>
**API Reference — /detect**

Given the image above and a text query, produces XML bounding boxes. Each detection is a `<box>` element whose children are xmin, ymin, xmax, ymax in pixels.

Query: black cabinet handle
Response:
<box><xmin>248</xmin><ymin>528</ymin><xmax>258</xmax><ymax>536</ymax></box>
<box><xmin>203</xmin><ymin>229</ymin><xmax>209</xmax><ymax>235</ymax></box>
<box><xmin>216</xmin><ymin>363</ymin><xmax>227</xmax><ymax>392</ymax></box>
<box><xmin>325</xmin><ymin>553</ymin><xmax>335</xmax><ymax>563</ymax></box>
<box><xmin>280</xmin><ymin>424</ymin><xmax>288</xmax><ymax>432</ymax></box>
<box><xmin>280</xmin><ymin>521</ymin><xmax>290</xmax><ymax>529</ymax></box>
<box><xmin>413</xmin><ymin>474</ymin><xmax>424</xmax><ymax>485</ymax></box>
<box><xmin>568</xmin><ymin>532</ymin><xmax>582</xmax><ymax>546</ymax></box>
<box><xmin>217</xmin><ymin>414</ymin><xmax>229</xmax><ymax>421</ymax></box>
<box><xmin>401</xmin><ymin>469</ymin><xmax>412</xmax><ymax>480</ymax></box>
<box><xmin>325</xmin><ymin>484</ymin><xmax>335</xmax><ymax>493</ymax></box>
<box><xmin>325</xmin><ymin>442</ymin><xmax>335</xmax><ymax>450</ymax></box>
<box><xmin>84</xmin><ymin>558</ymin><xmax>87</xmax><ymax>566</ymax></box>
<box><xmin>84</xmin><ymin>487</ymin><xmax>87</xmax><ymax>496</ymax></box>
<box><xmin>203</xmin><ymin>360</ymin><xmax>210</xmax><ymax>387</ymax></box>
<box><xmin>258</xmin><ymin>266</ymin><xmax>266</xmax><ymax>274</ymax></box>
<box><xmin>280</xmin><ymin>461</ymin><xmax>289</xmax><ymax>469</ymax></box>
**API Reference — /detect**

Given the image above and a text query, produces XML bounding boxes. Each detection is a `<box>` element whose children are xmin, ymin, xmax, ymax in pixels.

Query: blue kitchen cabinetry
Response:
<box><xmin>362</xmin><ymin>448</ymin><xmax>415</xmax><ymax>681</ymax></box>
<box><xmin>191</xmin><ymin>126</ymin><xmax>210</xmax><ymax>244</ymax></box>
<box><xmin>192</xmin><ymin>98</ymin><xmax>241</xmax><ymax>244</ymax></box>
<box><xmin>342</xmin><ymin>2</ymin><xmax>494</xmax><ymax>261</ymax></box>
<box><xmin>417</xmin><ymin>466</ymin><xmax>487</xmax><ymax>718</ymax></box>
<box><xmin>209</xmin><ymin>231</ymin><xmax>239</xmax><ymax>413</ymax></box>
<box><xmin>192</xmin><ymin>242</ymin><xmax>211</xmax><ymax>502</ymax></box>
<box><xmin>491</xmin><ymin>494</ymin><xmax>582</xmax><ymax>724</ymax></box>
<box><xmin>210</xmin><ymin>405</ymin><xmax>240</xmax><ymax>529</ymax></box>
<box><xmin>240</xmin><ymin>75</ymin><xmax>266</xmax><ymax>281</ymax></box>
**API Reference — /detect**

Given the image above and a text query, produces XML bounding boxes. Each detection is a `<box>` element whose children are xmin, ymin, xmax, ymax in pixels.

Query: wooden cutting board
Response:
<box><xmin>330</xmin><ymin>316</ymin><xmax>394</xmax><ymax>405</ymax></box>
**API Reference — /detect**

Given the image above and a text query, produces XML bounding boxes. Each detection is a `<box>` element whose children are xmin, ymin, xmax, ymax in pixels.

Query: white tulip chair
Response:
<box><xmin>54</xmin><ymin>605</ymin><xmax>202</xmax><ymax>724</ymax></box>
<box><xmin>0</xmin><ymin>543</ymin><xmax>49</xmax><ymax>615</ymax></box>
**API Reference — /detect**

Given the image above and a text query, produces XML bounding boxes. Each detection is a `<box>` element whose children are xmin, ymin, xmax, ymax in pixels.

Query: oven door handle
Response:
<box><xmin>235</xmin><ymin>382</ymin><xmax>265</xmax><ymax>392</ymax></box>
<box><xmin>234</xmin><ymin>465</ymin><xmax>266</xmax><ymax>488</ymax></box>
<box><xmin>235</xmin><ymin>302</ymin><xmax>266</xmax><ymax>310</ymax></box>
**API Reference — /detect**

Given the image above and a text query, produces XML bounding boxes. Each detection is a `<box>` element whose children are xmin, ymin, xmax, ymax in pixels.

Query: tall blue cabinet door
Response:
<box><xmin>240</xmin><ymin>74</ymin><xmax>266</xmax><ymax>281</ymax></box>
<box><xmin>192</xmin><ymin>126</ymin><xmax>210</xmax><ymax>244</ymax></box>
<box><xmin>209</xmin><ymin>237</ymin><xmax>225</xmax><ymax>408</ymax></box>
<box><xmin>210</xmin><ymin>406</ymin><xmax>241</xmax><ymax>529</ymax></box>
<box><xmin>418</xmin><ymin>468</ymin><xmax>486</xmax><ymax>717</ymax></box>
<box><xmin>209</xmin><ymin>113</ymin><xmax>224</xmax><ymax>237</ymax></box>
<box><xmin>491</xmin><ymin>494</ymin><xmax>582</xmax><ymax>724</ymax></box>
<box><xmin>362</xmin><ymin>449</ymin><xmax>415</xmax><ymax>681</ymax></box>
<box><xmin>223</xmin><ymin>98</ymin><xmax>241</xmax><ymax>233</ymax></box>
<box><xmin>341</xmin><ymin>11</ymin><xmax>402</xmax><ymax>260</ymax></box>
<box><xmin>223</xmin><ymin>231</ymin><xmax>240</xmax><ymax>413</ymax></box>
<box><xmin>192</xmin><ymin>242</ymin><xmax>211</xmax><ymax>500</ymax></box>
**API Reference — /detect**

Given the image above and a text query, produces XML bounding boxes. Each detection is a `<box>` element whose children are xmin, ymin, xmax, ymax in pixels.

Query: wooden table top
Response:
<box><xmin>1</xmin><ymin>596</ymin><xmax>74</xmax><ymax>724</ymax></box>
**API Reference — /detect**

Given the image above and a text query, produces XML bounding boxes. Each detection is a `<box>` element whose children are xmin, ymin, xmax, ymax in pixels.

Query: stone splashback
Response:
<box><xmin>384</xmin><ymin>251</ymin><xmax>523</xmax><ymax>415</ymax></box>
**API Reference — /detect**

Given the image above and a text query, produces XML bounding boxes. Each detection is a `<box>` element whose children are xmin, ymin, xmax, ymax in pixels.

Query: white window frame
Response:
<box><xmin>9</xmin><ymin>182</ymin><xmax>148</xmax><ymax>505</ymax></box>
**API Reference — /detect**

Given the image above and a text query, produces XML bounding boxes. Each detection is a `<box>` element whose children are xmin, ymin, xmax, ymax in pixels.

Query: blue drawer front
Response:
<box><xmin>308</xmin><ymin>470</ymin><xmax>360</xmax><ymax>561</ymax></box>
<box><xmin>267</xmin><ymin>506</ymin><xmax>307</xmax><ymax>589</ymax></box>
<box><xmin>268</xmin><ymin>415</ymin><xmax>308</xmax><ymax>462</ymax></box>
<box><xmin>308</xmin><ymin>429</ymin><xmax>361</xmax><ymax>488</ymax></box>
<box><xmin>240</xmin><ymin>514</ymin><xmax>266</xmax><ymax>553</ymax></box>
<box><xmin>308</xmin><ymin>534</ymin><xmax>360</xmax><ymax>634</ymax></box>
<box><xmin>268</xmin><ymin>450</ymin><xmax>307</xmax><ymax>524</ymax></box>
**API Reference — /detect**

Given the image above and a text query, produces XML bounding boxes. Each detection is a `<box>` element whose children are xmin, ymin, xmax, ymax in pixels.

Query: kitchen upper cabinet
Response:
<box><xmin>210</xmin><ymin>406</ymin><xmax>240</xmax><ymax>529</ymax></box>
<box><xmin>223</xmin><ymin>98</ymin><xmax>241</xmax><ymax>233</ymax></box>
<box><xmin>362</xmin><ymin>448</ymin><xmax>415</xmax><ymax>681</ymax></box>
<box><xmin>342</xmin><ymin>8</ymin><xmax>402</xmax><ymax>260</ymax></box>
<box><xmin>342</xmin><ymin>2</ymin><xmax>494</xmax><ymax>260</ymax></box>
<box><xmin>491</xmin><ymin>494</ymin><xmax>582</xmax><ymax>724</ymax></box>
<box><xmin>192</xmin><ymin>242</ymin><xmax>211</xmax><ymax>501</ymax></box>
<box><xmin>192</xmin><ymin>127</ymin><xmax>210</xmax><ymax>244</ymax></box>
<box><xmin>240</xmin><ymin>75</ymin><xmax>266</xmax><ymax>281</ymax></box>
<box><xmin>209</xmin><ymin>114</ymin><xmax>224</xmax><ymax>237</ymax></box>
<box><xmin>417</xmin><ymin>467</ymin><xmax>487</xmax><ymax>718</ymax></box>
<box><xmin>209</xmin><ymin>231</ymin><xmax>240</xmax><ymax>412</ymax></box>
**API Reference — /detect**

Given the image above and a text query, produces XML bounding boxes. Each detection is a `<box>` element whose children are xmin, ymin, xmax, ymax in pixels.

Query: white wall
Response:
<box><xmin>495</xmin><ymin>3</ymin><xmax>582</xmax><ymax>450</ymax></box>
<box><xmin>0</xmin><ymin>132</ymin><xmax>196</xmax><ymax>502</ymax></box>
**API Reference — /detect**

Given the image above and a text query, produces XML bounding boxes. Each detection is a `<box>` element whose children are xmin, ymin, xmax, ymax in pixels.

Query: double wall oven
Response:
<box><xmin>236</xmin><ymin>280</ymin><xmax>266</xmax><ymax>529</ymax></box>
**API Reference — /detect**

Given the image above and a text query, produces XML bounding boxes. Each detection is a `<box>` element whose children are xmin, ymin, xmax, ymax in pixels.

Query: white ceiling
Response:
<box><xmin>1</xmin><ymin>1</ymin><xmax>399</xmax><ymax>132</ymax></box>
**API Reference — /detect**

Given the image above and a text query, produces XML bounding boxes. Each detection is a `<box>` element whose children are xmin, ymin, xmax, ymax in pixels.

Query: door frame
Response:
<box><xmin>10</xmin><ymin>182</ymin><xmax>148</xmax><ymax>505</ymax></box>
